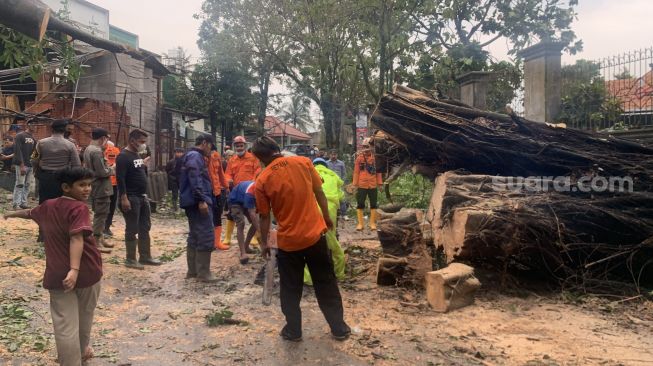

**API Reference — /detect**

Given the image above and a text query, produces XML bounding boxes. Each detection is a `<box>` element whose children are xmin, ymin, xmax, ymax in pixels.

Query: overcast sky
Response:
<box><xmin>93</xmin><ymin>0</ymin><xmax>653</xmax><ymax>64</ymax></box>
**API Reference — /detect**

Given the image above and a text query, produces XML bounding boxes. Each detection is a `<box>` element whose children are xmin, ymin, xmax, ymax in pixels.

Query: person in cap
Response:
<box><xmin>223</xmin><ymin>136</ymin><xmax>261</xmax><ymax>247</ymax></box>
<box><xmin>253</xmin><ymin>136</ymin><xmax>350</xmax><ymax>342</ymax></box>
<box><xmin>83</xmin><ymin>128</ymin><xmax>115</xmax><ymax>254</ymax></box>
<box><xmin>12</xmin><ymin>123</ymin><xmax>37</xmax><ymax>209</ymax></box>
<box><xmin>32</xmin><ymin>119</ymin><xmax>81</xmax><ymax>205</ymax></box>
<box><xmin>353</xmin><ymin>137</ymin><xmax>382</xmax><ymax>231</ymax></box>
<box><xmin>179</xmin><ymin>134</ymin><xmax>219</xmax><ymax>282</ymax></box>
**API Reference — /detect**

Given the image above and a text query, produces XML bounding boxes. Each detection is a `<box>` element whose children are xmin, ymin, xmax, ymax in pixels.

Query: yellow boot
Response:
<box><xmin>222</xmin><ymin>220</ymin><xmax>235</xmax><ymax>246</ymax></box>
<box><xmin>369</xmin><ymin>209</ymin><xmax>378</xmax><ymax>231</ymax></box>
<box><xmin>356</xmin><ymin>209</ymin><xmax>364</xmax><ymax>231</ymax></box>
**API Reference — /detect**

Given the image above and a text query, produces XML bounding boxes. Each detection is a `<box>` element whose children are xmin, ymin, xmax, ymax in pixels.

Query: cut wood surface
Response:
<box><xmin>426</xmin><ymin>263</ymin><xmax>481</xmax><ymax>312</ymax></box>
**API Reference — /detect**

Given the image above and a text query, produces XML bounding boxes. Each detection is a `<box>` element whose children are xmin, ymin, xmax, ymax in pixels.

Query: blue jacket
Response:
<box><xmin>179</xmin><ymin>148</ymin><xmax>214</xmax><ymax>209</ymax></box>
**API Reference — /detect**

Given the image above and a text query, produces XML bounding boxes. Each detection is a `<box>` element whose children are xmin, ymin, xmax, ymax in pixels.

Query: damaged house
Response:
<box><xmin>0</xmin><ymin>0</ymin><xmax>172</xmax><ymax>167</ymax></box>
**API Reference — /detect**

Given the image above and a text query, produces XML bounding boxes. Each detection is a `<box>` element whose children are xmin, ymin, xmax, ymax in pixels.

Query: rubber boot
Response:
<box><xmin>124</xmin><ymin>240</ymin><xmax>144</xmax><ymax>270</ymax></box>
<box><xmin>369</xmin><ymin>209</ymin><xmax>378</xmax><ymax>231</ymax></box>
<box><xmin>222</xmin><ymin>220</ymin><xmax>235</xmax><ymax>246</ymax></box>
<box><xmin>138</xmin><ymin>237</ymin><xmax>162</xmax><ymax>266</ymax></box>
<box><xmin>94</xmin><ymin>235</ymin><xmax>111</xmax><ymax>254</ymax></box>
<box><xmin>195</xmin><ymin>251</ymin><xmax>219</xmax><ymax>283</ymax></box>
<box><xmin>250</xmin><ymin>231</ymin><xmax>260</xmax><ymax>246</ymax></box>
<box><xmin>185</xmin><ymin>247</ymin><xmax>197</xmax><ymax>279</ymax></box>
<box><xmin>356</xmin><ymin>209</ymin><xmax>365</xmax><ymax>231</ymax></box>
<box><xmin>214</xmin><ymin>227</ymin><xmax>229</xmax><ymax>250</ymax></box>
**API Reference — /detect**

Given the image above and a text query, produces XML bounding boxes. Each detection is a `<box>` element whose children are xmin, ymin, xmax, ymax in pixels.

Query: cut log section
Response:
<box><xmin>426</xmin><ymin>263</ymin><xmax>481</xmax><ymax>312</ymax></box>
<box><xmin>427</xmin><ymin>172</ymin><xmax>653</xmax><ymax>283</ymax></box>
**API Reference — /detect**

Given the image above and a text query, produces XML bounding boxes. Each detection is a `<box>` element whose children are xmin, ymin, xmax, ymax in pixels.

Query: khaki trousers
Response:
<box><xmin>49</xmin><ymin>281</ymin><xmax>101</xmax><ymax>366</ymax></box>
<box><xmin>91</xmin><ymin>197</ymin><xmax>111</xmax><ymax>237</ymax></box>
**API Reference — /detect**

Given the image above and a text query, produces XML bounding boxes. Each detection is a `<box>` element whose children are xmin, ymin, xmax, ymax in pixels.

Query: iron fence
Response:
<box><xmin>560</xmin><ymin>47</ymin><xmax>653</xmax><ymax>130</ymax></box>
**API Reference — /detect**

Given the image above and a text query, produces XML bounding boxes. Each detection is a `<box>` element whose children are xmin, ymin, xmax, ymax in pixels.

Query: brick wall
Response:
<box><xmin>25</xmin><ymin>99</ymin><xmax>132</xmax><ymax>148</ymax></box>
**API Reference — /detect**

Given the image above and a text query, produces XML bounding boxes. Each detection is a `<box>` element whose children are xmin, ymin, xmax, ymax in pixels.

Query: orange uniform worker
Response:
<box><xmin>253</xmin><ymin>136</ymin><xmax>350</xmax><ymax>342</ymax></box>
<box><xmin>222</xmin><ymin>136</ymin><xmax>261</xmax><ymax>246</ymax></box>
<box><xmin>206</xmin><ymin>146</ymin><xmax>229</xmax><ymax>250</ymax></box>
<box><xmin>353</xmin><ymin>138</ymin><xmax>383</xmax><ymax>231</ymax></box>
<box><xmin>104</xmin><ymin>141</ymin><xmax>120</xmax><ymax>236</ymax></box>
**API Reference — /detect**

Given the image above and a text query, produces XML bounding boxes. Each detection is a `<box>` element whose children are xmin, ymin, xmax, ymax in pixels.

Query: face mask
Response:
<box><xmin>236</xmin><ymin>150</ymin><xmax>245</xmax><ymax>157</ymax></box>
<box><xmin>138</xmin><ymin>144</ymin><xmax>147</xmax><ymax>154</ymax></box>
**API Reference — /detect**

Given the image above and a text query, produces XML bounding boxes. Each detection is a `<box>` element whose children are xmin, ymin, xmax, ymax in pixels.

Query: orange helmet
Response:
<box><xmin>233</xmin><ymin>136</ymin><xmax>246</xmax><ymax>144</ymax></box>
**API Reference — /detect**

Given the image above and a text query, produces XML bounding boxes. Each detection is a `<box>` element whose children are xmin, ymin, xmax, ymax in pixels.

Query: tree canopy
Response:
<box><xmin>192</xmin><ymin>0</ymin><xmax>581</xmax><ymax>148</ymax></box>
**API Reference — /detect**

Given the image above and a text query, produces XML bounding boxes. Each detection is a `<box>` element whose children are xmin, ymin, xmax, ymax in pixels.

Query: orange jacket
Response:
<box><xmin>225</xmin><ymin>152</ymin><xmax>261</xmax><ymax>186</ymax></box>
<box><xmin>353</xmin><ymin>152</ymin><xmax>382</xmax><ymax>189</ymax></box>
<box><xmin>104</xmin><ymin>145</ymin><xmax>120</xmax><ymax>187</ymax></box>
<box><xmin>206</xmin><ymin>150</ymin><xmax>228</xmax><ymax>196</ymax></box>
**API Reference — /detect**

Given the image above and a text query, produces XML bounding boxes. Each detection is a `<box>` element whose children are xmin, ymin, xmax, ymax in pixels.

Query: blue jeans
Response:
<box><xmin>13</xmin><ymin>165</ymin><xmax>33</xmax><ymax>207</ymax></box>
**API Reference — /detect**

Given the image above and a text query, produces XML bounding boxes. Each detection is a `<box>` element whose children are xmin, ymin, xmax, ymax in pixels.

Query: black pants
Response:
<box><xmin>212</xmin><ymin>194</ymin><xmax>223</xmax><ymax>227</ymax></box>
<box><xmin>277</xmin><ymin>236</ymin><xmax>348</xmax><ymax>337</ymax></box>
<box><xmin>356</xmin><ymin>188</ymin><xmax>378</xmax><ymax>209</ymax></box>
<box><xmin>169</xmin><ymin>180</ymin><xmax>179</xmax><ymax>209</ymax></box>
<box><xmin>120</xmin><ymin>195</ymin><xmax>151</xmax><ymax>242</ymax></box>
<box><xmin>105</xmin><ymin>186</ymin><xmax>118</xmax><ymax>231</ymax></box>
<box><xmin>37</xmin><ymin>170</ymin><xmax>63</xmax><ymax>204</ymax></box>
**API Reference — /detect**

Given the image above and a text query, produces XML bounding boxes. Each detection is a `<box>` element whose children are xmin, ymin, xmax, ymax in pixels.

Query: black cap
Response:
<box><xmin>51</xmin><ymin>119</ymin><xmax>68</xmax><ymax>129</ymax></box>
<box><xmin>92</xmin><ymin>128</ymin><xmax>110</xmax><ymax>140</ymax></box>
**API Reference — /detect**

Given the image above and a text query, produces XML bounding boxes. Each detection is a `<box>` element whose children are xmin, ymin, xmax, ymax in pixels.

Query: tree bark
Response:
<box><xmin>0</xmin><ymin>0</ymin><xmax>50</xmax><ymax>41</ymax></box>
<box><xmin>376</xmin><ymin>208</ymin><xmax>433</xmax><ymax>288</ymax></box>
<box><xmin>372</xmin><ymin>86</ymin><xmax>653</xmax><ymax>191</ymax></box>
<box><xmin>257</xmin><ymin>62</ymin><xmax>272</xmax><ymax>137</ymax></box>
<box><xmin>0</xmin><ymin>0</ymin><xmax>161</xmax><ymax>63</ymax></box>
<box><xmin>427</xmin><ymin>172</ymin><xmax>653</xmax><ymax>284</ymax></box>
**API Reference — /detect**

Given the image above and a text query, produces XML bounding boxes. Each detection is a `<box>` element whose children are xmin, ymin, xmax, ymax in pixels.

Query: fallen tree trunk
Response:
<box><xmin>428</xmin><ymin>172</ymin><xmax>653</xmax><ymax>285</ymax></box>
<box><xmin>0</xmin><ymin>0</ymin><xmax>159</xmax><ymax>62</ymax></box>
<box><xmin>0</xmin><ymin>0</ymin><xmax>50</xmax><ymax>41</ymax></box>
<box><xmin>371</xmin><ymin>87</ymin><xmax>653</xmax><ymax>191</ymax></box>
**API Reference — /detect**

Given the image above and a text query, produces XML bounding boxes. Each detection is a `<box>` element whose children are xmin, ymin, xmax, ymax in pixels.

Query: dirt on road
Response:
<box><xmin>1</xmin><ymin>204</ymin><xmax>652</xmax><ymax>366</ymax></box>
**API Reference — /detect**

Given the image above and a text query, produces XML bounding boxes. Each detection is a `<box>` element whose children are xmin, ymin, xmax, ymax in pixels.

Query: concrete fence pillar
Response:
<box><xmin>456</xmin><ymin>71</ymin><xmax>492</xmax><ymax>109</ymax></box>
<box><xmin>518</xmin><ymin>42</ymin><xmax>565</xmax><ymax>122</ymax></box>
